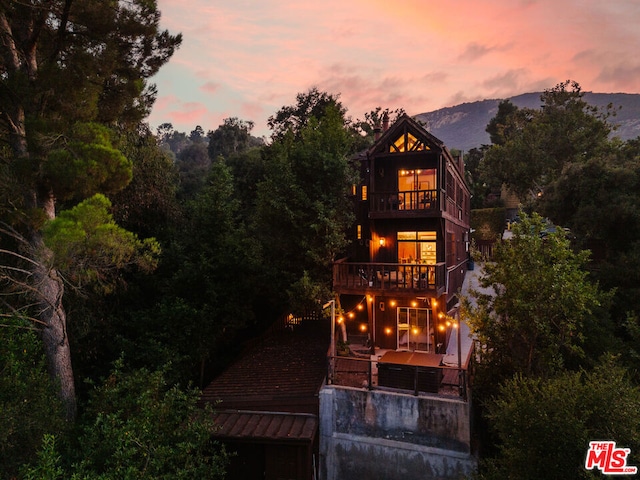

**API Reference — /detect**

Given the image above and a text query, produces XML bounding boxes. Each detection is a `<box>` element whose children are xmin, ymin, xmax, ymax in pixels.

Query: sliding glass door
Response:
<box><xmin>397</xmin><ymin>307</ymin><xmax>433</xmax><ymax>352</ymax></box>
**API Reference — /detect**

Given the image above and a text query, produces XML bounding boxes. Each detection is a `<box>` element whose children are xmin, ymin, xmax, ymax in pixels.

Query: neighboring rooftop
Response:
<box><xmin>211</xmin><ymin>410</ymin><xmax>317</xmax><ymax>443</ymax></box>
<box><xmin>200</xmin><ymin>318</ymin><xmax>330</xmax><ymax>414</ymax></box>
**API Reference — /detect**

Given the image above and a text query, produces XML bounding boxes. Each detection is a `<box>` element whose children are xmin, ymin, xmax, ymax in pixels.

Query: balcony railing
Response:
<box><xmin>333</xmin><ymin>260</ymin><xmax>446</xmax><ymax>293</ymax></box>
<box><xmin>370</xmin><ymin>189</ymin><xmax>439</xmax><ymax>214</ymax></box>
<box><xmin>328</xmin><ymin>353</ymin><xmax>468</xmax><ymax>400</ymax></box>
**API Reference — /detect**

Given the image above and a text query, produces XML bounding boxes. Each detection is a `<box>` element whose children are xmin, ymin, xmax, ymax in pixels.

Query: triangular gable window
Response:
<box><xmin>389</xmin><ymin>131</ymin><xmax>430</xmax><ymax>153</ymax></box>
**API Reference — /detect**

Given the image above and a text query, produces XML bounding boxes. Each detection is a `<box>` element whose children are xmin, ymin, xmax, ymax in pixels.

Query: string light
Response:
<box><xmin>335</xmin><ymin>297</ymin><xmax>457</xmax><ymax>338</ymax></box>
<box><xmin>337</xmin><ymin>296</ymin><xmax>368</xmax><ymax>324</ymax></box>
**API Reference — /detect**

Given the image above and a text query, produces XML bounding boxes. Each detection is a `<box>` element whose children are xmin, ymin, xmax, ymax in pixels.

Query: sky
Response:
<box><xmin>148</xmin><ymin>0</ymin><xmax>640</xmax><ymax>139</ymax></box>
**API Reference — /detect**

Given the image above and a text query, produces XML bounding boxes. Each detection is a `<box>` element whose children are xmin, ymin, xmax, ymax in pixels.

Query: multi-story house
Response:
<box><xmin>320</xmin><ymin>114</ymin><xmax>476</xmax><ymax>480</ymax></box>
<box><xmin>333</xmin><ymin>112</ymin><xmax>471</xmax><ymax>358</ymax></box>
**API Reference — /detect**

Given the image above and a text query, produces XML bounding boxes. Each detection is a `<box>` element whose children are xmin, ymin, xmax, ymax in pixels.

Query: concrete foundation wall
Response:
<box><xmin>319</xmin><ymin>386</ymin><xmax>476</xmax><ymax>480</ymax></box>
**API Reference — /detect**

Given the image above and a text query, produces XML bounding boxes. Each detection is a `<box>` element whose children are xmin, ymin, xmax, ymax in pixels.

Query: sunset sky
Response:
<box><xmin>148</xmin><ymin>0</ymin><xmax>640</xmax><ymax>138</ymax></box>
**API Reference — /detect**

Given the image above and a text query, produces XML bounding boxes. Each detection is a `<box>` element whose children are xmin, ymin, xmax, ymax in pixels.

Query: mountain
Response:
<box><xmin>414</xmin><ymin>92</ymin><xmax>640</xmax><ymax>153</ymax></box>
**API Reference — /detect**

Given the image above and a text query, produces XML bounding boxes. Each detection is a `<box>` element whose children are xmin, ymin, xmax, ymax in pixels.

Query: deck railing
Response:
<box><xmin>370</xmin><ymin>189</ymin><xmax>439</xmax><ymax>214</ymax></box>
<box><xmin>327</xmin><ymin>353</ymin><xmax>468</xmax><ymax>400</ymax></box>
<box><xmin>333</xmin><ymin>260</ymin><xmax>446</xmax><ymax>292</ymax></box>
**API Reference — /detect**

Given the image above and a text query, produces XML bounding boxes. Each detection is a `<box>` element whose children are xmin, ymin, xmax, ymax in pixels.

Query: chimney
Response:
<box><xmin>382</xmin><ymin>111</ymin><xmax>389</xmax><ymax>132</ymax></box>
<box><xmin>374</xmin><ymin>124</ymin><xmax>382</xmax><ymax>141</ymax></box>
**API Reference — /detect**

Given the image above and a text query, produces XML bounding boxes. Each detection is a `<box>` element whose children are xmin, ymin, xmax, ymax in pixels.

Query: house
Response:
<box><xmin>333</xmin><ymin>113</ymin><xmax>471</xmax><ymax>357</ymax></box>
<box><xmin>320</xmin><ymin>114</ymin><xmax>476</xmax><ymax>480</ymax></box>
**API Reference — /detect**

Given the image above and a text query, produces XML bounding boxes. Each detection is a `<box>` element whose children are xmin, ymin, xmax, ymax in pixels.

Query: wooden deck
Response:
<box><xmin>333</xmin><ymin>261</ymin><xmax>446</xmax><ymax>295</ymax></box>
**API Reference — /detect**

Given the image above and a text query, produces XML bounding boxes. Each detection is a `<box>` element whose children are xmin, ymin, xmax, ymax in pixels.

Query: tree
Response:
<box><xmin>189</xmin><ymin>125</ymin><xmax>206</xmax><ymax>144</ymax></box>
<box><xmin>109</xmin><ymin>125</ymin><xmax>180</xmax><ymax>240</ymax></box>
<box><xmin>267</xmin><ymin>87</ymin><xmax>348</xmax><ymax>141</ymax></box>
<box><xmin>224</xmin><ymin>147</ymin><xmax>267</xmax><ymax>220</ymax></box>
<box><xmin>207</xmin><ymin>117</ymin><xmax>263</xmax><ymax>160</ymax></box>
<box><xmin>160</xmin><ymin>158</ymin><xmax>262</xmax><ymax>381</ymax></box>
<box><xmin>0</xmin><ymin>0</ymin><xmax>181</xmax><ymax>420</ymax></box>
<box><xmin>479</xmin><ymin>357</ymin><xmax>640</xmax><ymax>480</ymax></box>
<box><xmin>539</xmin><ymin>144</ymin><xmax>640</xmax><ymax>345</ymax></box>
<box><xmin>481</xmin><ymin>81</ymin><xmax>613</xmax><ymax>199</ymax></box>
<box><xmin>175</xmin><ymin>142</ymin><xmax>211</xmax><ymax>198</ymax></box>
<box><xmin>156</xmin><ymin>123</ymin><xmax>191</xmax><ymax>156</ymax></box>
<box><xmin>256</xmin><ymin>97</ymin><xmax>357</xmax><ymax>310</ymax></box>
<box><xmin>0</xmin><ymin>317</ymin><xmax>65</xmax><ymax>479</ymax></box>
<box><xmin>485</xmin><ymin>99</ymin><xmax>521</xmax><ymax>146</ymax></box>
<box><xmin>464</xmin><ymin>146</ymin><xmax>496</xmax><ymax>209</ymax></box>
<box><xmin>352</xmin><ymin>107</ymin><xmax>407</xmax><ymax>151</ymax></box>
<box><xmin>23</xmin><ymin>361</ymin><xmax>228</xmax><ymax>479</ymax></box>
<box><xmin>43</xmin><ymin>194</ymin><xmax>160</xmax><ymax>294</ymax></box>
<box><xmin>463</xmin><ymin>212</ymin><xmax>609</xmax><ymax>392</ymax></box>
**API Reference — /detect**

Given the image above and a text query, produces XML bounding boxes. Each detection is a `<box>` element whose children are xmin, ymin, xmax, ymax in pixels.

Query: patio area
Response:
<box><xmin>329</xmin><ymin>348</ymin><xmax>467</xmax><ymax>399</ymax></box>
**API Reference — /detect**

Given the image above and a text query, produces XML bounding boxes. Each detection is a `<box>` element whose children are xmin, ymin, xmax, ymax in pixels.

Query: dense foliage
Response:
<box><xmin>0</xmin><ymin>0</ymin><xmax>182</xmax><ymax>420</ymax></box>
<box><xmin>464</xmin><ymin>213</ymin><xmax>611</xmax><ymax>390</ymax></box>
<box><xmin>21</xmin><ymin>361</ymin><xmax>228</xmax><ymax>479</ymax></box>
<box><xmin>0</xmin><ymin>319</ymin><xmax>66</xmax><ymax>479</ymax></box>
<box><xmin>481</xmin><ymin>357</ymin><xmax>640</xmax><ymax>480</ymax></box>
<box><xmin>477</xmin><ymin>80</ymin><xmax>640</xmax><ymax>356</ymax></box>
<box><xmin>2</xmin><ymin>76</ymin><xmax>366</xmax><ymax>474</ymax></box>
<box><xmin>468</xmin><ymin>80</ymin><xmax>640</xmax><ymax>477</ymax></box>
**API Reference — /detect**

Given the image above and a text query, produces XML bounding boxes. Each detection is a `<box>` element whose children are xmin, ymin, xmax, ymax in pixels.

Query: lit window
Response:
<box><xmin>397</xmin><ymin>231</ymin><xmax>437</xmax><ymax>264</ymax></box>
<box><xmin>357</xmin><ymin>225</ymin><xmax>362</xmax><ymax>240</ymax></box>
<box><xmin>389</xmin><ymin>132</ymin><xmax>430</xmax><ymax>153</ymax></box>
<box><xmin>361</xmin><ymin>185</ymin><xmax>368</xmax><ymax>201</ymax></box>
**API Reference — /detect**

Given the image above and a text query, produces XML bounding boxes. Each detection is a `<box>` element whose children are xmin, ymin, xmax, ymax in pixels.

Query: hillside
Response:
<box><xmin>414</xmin><ymin>92</ymin><xmax>640</xmax><ymax>152</ymax></box>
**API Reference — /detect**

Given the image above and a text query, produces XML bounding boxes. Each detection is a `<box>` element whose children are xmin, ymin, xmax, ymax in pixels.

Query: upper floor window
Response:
<box><xmin>397</xmin><ymin>231</ymin><xmax>437</xmax><ymax>264</ymax></box>
<box><xmin>398</xmin><ymin>169</ymin><xmax>436</xmax><ymax>192</ymax></box>
<box><xmin>361</xmin><ymin>185</ymin><xmax>368</xmax><ymax>201</ymax></box>
<box><xmin>389</xmin><ymin>131</ymin><xmax>430</xmax><ymax>153</ymax></box>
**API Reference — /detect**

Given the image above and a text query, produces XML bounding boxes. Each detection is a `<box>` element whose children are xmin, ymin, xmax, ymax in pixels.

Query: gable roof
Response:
<box><xmin>368</xmin><ymin>114</ymin><xmax>446</xmax><ymax>156</ymax></box>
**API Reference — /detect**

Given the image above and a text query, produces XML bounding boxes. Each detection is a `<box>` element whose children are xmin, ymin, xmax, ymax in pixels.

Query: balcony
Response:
<box><xmin>333</xmin><ymin>260</ymin><xmax>446</xmax><ymax>296</ymax></box>
<box><xmin>369</xmin><ymin>189</ymin><xmax>439</xmax><ymax>218</ymax></box>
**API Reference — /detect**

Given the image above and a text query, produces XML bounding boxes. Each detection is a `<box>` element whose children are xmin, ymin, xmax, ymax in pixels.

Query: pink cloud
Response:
<box><xmin>152</xmin><ymin>93</ymin><xmax>178</xmax><ymax>112</ymax></box>
<box><xmin>596</xmin><ymin>63</ymin><xmax>640</xmax><ymax>91</ymax></box>
<box><xmin>151</xmin><ymin>0</ymin><xmax>640</xmax><ymax>137</ymax></box>
<box><xmin>168</xmin><ymin>102</ymin><xmax>208</xmax><ymax>125</ymax></box>
<box><xmin>200</xmin><ymin>82</ymin><xmax>221</xmax><ymax>95</ymax></box>
<box><xmin>241</xmin><ymin>102</ymin><xmax>265</xmax><ymax>123</ymax></box>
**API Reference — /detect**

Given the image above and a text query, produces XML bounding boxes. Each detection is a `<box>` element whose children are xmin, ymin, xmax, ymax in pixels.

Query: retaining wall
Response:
<box><xmin>318</xmin><ymin>386</ymin><xmax>477</xmax><ymax>480</ymax></box>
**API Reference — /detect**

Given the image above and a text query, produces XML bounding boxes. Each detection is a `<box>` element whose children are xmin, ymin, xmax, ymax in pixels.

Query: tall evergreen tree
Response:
<box><xmin>0</xmin><ymin>0</ymin><xmax>181</xmax><ymax>420</ymax></box>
